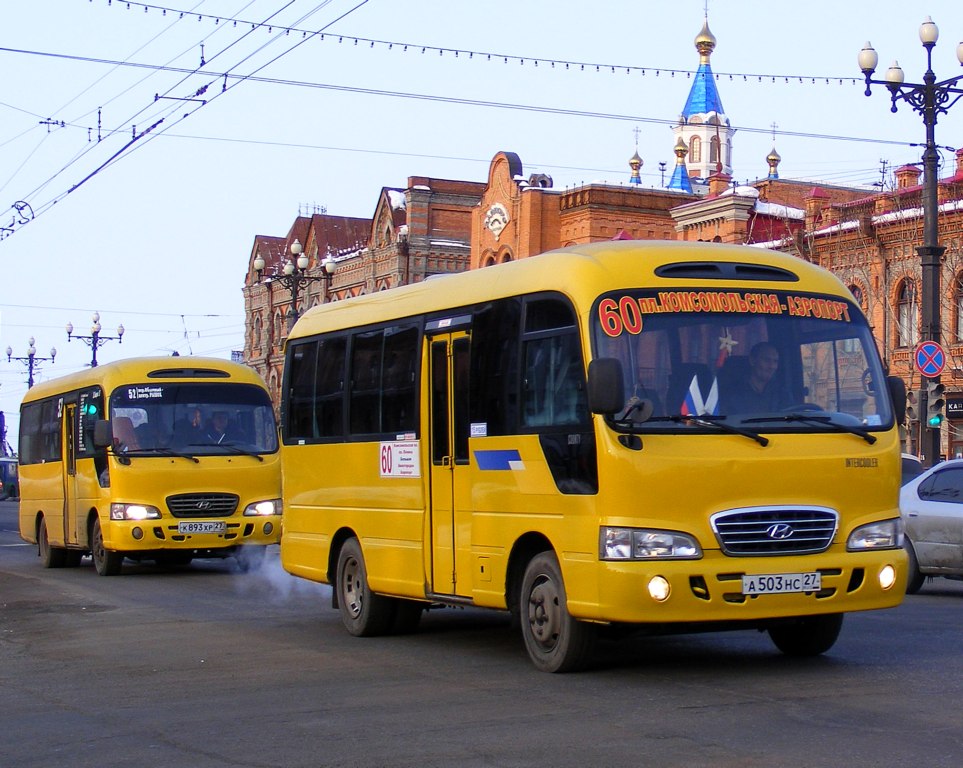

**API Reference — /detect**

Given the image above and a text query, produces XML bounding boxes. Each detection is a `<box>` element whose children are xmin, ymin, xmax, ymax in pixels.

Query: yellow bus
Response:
<box><xmin>279</xmin><ymin>240</ymin><xmax>907</xmax><ymax>672</ymax></box>
<box><xmin>18</xmin><ymin>356</ymin><xmax>281</xmax><ymax>576</ymax></box>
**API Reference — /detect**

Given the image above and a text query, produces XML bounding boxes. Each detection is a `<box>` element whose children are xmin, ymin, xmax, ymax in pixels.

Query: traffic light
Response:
<box><xmin>926</xmin><ymin>380</ymin><xmax>945</xmax><ymax>429</ymax></box>
<box><xmin>906</xmin><ymin>389</ymin><xmax>920</xmax><ymax>423</ymax></box>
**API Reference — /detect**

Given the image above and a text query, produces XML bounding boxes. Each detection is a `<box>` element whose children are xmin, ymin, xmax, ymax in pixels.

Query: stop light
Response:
<box><xmin>906</xmin><ymin>389</ymin><xmax>920</xmax><ymax>423</ymax></box>
<box><xmin>926</xmin><ymin>380</ymin><xmax>945</xmax><ymax>428</ymax></box>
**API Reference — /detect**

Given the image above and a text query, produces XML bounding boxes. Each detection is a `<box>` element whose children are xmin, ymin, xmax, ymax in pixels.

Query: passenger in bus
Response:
<box><xmin>720</xmin><ymin>341</ymin><xmax>790</xmax><ymax>413</ymax></box>
<box><xmin>204</xmin><ymin>410</ymin><xmax>237</xmax><ymax>444</ymax></box>
<box><xmin>173</xmin><ymin>407</ymin><xmax>203</xmax><ymax>446</ymax></box>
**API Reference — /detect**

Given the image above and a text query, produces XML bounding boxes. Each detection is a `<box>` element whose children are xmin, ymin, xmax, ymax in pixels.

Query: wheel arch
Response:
<box><xmin>328</xmin><ymin>526</ymin><xmax>360</xmax><ymax>608</ymax></box>
<box><xmin>505</xmin><ymin>532</ymin><xmax>554</xmax><ymax>619</ymax></box>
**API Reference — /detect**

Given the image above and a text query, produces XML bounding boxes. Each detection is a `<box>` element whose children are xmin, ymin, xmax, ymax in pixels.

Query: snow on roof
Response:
<box><xmin>755</xmin><ymin>201</ymin><xmax>804</xmax><ymax>220</ymax></box>
<box><xmin>387</xmin><ymin>190</ymin><xmax>406</xmax><ymax>210</ymax></box>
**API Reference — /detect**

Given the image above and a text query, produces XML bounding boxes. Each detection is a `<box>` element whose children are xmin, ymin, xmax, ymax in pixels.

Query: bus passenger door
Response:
<box><xmin>428</xmin><ymin>332</ymin><xmax>472</xmax><ymax>597</ymax></box>
<box><xmin>62</xmin><ymin>402</ymin><xmax>81</xmax><ymax>545</ymax></box>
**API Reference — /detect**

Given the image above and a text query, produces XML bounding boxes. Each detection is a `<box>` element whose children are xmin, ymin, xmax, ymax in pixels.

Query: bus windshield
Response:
<box><xmin>593</xmin><ymin>288</ymin><xmax>893</xmax><ymax>432</ymax></box>
<box><xmin>108</xmin><ymin>382</ymin><xmax>278</xmax><ymax>456</ymax></box>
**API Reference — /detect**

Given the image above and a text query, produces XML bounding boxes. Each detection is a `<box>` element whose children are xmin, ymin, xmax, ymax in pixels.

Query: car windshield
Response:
<box><xmin>107</xmin><ymin>382</ymin><xmax>278</xmax><ymax>456</ymax></box>
<box><xmin>592</xmin><ymin>287</ymin><xmax>893</xmax><ymax>433</ymax></box>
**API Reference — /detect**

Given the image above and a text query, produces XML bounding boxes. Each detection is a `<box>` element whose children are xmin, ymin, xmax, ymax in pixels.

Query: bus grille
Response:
<box><xmin>710</xmin><ymin>507</ymin><xmax>838</xmax><ymax>556</ymax></box>
<box><xmin>167</xmin><ymin>493</ymin><xmax>239</xmax><ymax>518</ymax></box>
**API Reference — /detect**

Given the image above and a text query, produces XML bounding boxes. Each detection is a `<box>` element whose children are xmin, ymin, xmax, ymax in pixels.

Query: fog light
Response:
<box><xmin>132</xmin><ymin>527</ymin><xmax>144</xmax><ymax>541</ymax></box>
<box><xmin>878</xmin><ymin>564</ymin><xmax>897</xmax><ymax>590</ymax></box>
<box><xmin>647</xmin><ymin>575</ymin><xmax>671</xmax><ymax>602</ymax></box>
<box><xmin>263</xmin><ymin>522</ymin><xmax>274</xmax><ymax>536</ymax></box>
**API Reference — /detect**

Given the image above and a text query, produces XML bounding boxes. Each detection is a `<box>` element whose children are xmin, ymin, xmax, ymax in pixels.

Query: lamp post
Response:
<box><xmin>6</xmin><ymin>337</ymin><xmax>56</xmax><ymax>388</ymax></box>
<box><xmin>66</xmin><ymin>311</ymin><xmax>124</xmax><ymax>367</ymax></box>
<box><xmin>253</xmin><ymin>238</ymin><xmax>336</xmax><ymax>330</ymax></box>
<box><xmin>859</xmin><ymin>17</ymin><xmax>963</xmax><ymax>467</ymax></box>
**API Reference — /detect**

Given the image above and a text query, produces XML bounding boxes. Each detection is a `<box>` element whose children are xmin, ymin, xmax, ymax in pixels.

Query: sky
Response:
<box><xmin>2</xmin><ymin>0</ymin><xmax>963</xmax><ymax>449</ymax></box>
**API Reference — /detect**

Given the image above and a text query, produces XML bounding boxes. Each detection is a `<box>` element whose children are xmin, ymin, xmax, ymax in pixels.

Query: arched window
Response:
<box><xmin>253</xmin><ymin>314</ymin><xmax>262</xmax><ymax>351</ymax></box>
<box><xmin>273</xmin><ymin>310</ymin><xmax>282</xmax><ymax>341</ymax></box>
<box><xmin>709</xmin><ymin>136</ymin><xmax>720</xmax><ymax>164</ymax></box>
<box><xmin>690</xmin><ymin>136</ymin><xmax>702</xmax><ymax>163</ymax></box>
<box><xmin>897</xmin><ymin>280</ymin><xmax>918</xmax><ymax>348</ymax></box>
<box><xmin>849</xmin><ymin>284</ymin><xmax>864</xmax><ymax>309</ymax></box>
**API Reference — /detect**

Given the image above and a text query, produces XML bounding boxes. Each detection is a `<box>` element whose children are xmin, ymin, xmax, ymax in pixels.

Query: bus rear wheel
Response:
<box><xmin>768</xmin><ymin>613</ymin><xmax>844</xmax><ymax>657</ymax></box>
<box><xmin>336</xmin><ymin>537</ymin><xmax>394</xmax><ymax>637</ymax></box>
<box><xmin>520</xmin><ymin>551</ymin><xmax>596</xmax><ymax>673</ymax></box>
<box><xmin>38</xmin><ymin>517</ymin><xmax>66</xmax><ymax>568</ymax></box>
<box><xmin>90</xmin><ymin>517</ymin><xmax>123</xmax><ymax>576</ymax></box>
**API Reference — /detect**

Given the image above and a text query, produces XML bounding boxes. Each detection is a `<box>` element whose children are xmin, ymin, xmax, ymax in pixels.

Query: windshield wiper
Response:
<box><xmin>186</xmin><ymin>442</ymin><xmax>265</xmax><ymax>461</ymax></box>
<box><xmin>636</xmin><ymin>414</ymin><xmax>769</xmax><ymax>446</ymax></box>
<box><xmin>743</xmin><ymin>413</ymin><xmax>877</xmax><ymax>445</ymax></box>
<box><xmin>125</xmin><ymin>447</ymin><xmax>200</xmax><ymax>463</ymax></box>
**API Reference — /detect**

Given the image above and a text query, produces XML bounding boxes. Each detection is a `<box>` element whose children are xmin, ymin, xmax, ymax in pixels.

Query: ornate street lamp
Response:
<box><xmin>6</xmin><ymin>337</ymin><xmax>56</xmax><ymax>388</ymax></box>
<box><xmin>66</xmin><ymin>311</ymin><xmax>124</xmax><ymax>367</ymax></box>
<box><xmin>253</xmin><ymin>238</ymin><xmax>336</xmax><ymax>329</ymax></box>
<box><xmin>859</xmin><ymin>17</ymin><xmax>963</xmax><ymax>466</ymax></box>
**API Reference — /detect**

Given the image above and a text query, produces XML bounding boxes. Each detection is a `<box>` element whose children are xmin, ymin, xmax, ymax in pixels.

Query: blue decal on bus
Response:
<box><xmin>474</xmin><ymin>449</ymin><xmax>523</xmax><ymax>470</ymax></box>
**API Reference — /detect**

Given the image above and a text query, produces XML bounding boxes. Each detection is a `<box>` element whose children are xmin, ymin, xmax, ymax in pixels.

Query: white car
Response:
<box><xmin>900</xmin><ymin>458</ymin><xmax>963</xmax><ymax>593</ymax></box>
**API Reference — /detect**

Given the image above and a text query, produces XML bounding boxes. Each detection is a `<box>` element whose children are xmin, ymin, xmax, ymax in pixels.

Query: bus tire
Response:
<box><xmin>904</xmin><ymin>539</ymin><xmax>925</xmax><ymax>595</ymax></box>
<box><xmin>38</xmin><ymin>516</ymin><xmax>66</xmax><ymax>568</ymax></box>
<box><xmin>90</xmin><ymin>517</ymin><xmax>123</xmax><ymax>577</ymax></box>
<box><xmin>768</xmin><ymin>613</ymin><xmax>843</xmax><ymax>657</ymax></box>
<box><xmin>336</xmin><ymin>537</ymin><xmax>394</xmax><ymax>637</ymax></box>
<box><xmin>520</xmin><ymin>551</ymin><xmax>596</xmax><ymax>673</ymax></box>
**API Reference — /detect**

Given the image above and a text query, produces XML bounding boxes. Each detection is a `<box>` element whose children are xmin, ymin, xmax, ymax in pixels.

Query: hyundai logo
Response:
<box><xmin>766</xmin><ymin>523</ymin><xmax>794</xmax><ymax>540</ymax></box>
<box><xmin>195</xmin><ymin>500</ymin><xmax>212</xmax><ymax>510</ymax></box>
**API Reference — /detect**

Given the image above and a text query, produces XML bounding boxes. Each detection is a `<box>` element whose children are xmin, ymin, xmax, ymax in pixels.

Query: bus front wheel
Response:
<box><xmin>336</xmin><ymin>537</ymin><xmax>394</xmax><ymax>637</ymax></box>
<box><xmin>768</xmin><ymin>613</ymin><xmax>843</xmax><ymax>657</ymax></box>
<box><xmin>90</xmin><ymin>518</ymin><xmax>123</xmax><ymax>577</ymax></box>
<box><xmin>520</xmin><ymin>551</ymin><xmax>596</xmax><ymax>673</ymax></box>
<box><xmin>38</xmin><ymin>516</ymin><xmax>66</xmax><ymax>568</ymax></box>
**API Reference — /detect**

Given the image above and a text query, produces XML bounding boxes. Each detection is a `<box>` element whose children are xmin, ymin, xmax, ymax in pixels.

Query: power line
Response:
<box><xmin>94</xmin><ymin>0</ymin><xmax>863</xmax><ymax>86</ymax></box>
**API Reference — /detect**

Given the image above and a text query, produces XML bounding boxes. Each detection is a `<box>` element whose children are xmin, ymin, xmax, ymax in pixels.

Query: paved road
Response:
<box><xmin>2</xmin><ymin>499</ymin><xmax>962</xmax><ymax>768</ymax></box>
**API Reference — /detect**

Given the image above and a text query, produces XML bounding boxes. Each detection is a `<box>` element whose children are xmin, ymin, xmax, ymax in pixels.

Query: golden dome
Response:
<box><xmin>695</xmin><ymin>20</ymin><xmax>716</xmax><ymax>62</ymax></box>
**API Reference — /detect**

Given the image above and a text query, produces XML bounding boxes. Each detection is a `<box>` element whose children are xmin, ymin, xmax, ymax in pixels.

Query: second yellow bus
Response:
<box><xmin>18</xmin><ymin>356</ymin><xmax>282</xmax><ymax>575</ymax></box>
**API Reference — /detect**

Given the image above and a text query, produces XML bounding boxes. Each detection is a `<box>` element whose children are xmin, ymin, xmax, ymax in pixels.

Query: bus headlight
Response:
<box><xmin>600</xmin><ymin>527</ymin><xmax>702</xmax><ymax>560</ymax></box>
<box><xmin>243</xmin><ymin>499</ymin><xmax>282</xmax><ymax>517</ymax></box>
<box><xmin>110</xmin><ymin>503</ymin><xmax>161</xmax><ymax>521</ymax></box>
<box><xmin>847</xmin><ymin>518</ymin><xmax>903</xmax><ymax>551</ymax></box>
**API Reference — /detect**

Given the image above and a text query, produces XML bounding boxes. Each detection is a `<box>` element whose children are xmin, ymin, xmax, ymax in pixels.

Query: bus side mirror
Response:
<box><xmin>587</xmin><ymin>358</ymin><xmax>626</xmax><ymax>415</ymax></box>
<box><xmin>887</xmin><ymin>376</ymin><xmax>906</xmax><ymax>425</ymax></box>
<box><xmin>93</xmin><ymin>420</ymin><xmax>113</xmax><ymax>449</ymax></box>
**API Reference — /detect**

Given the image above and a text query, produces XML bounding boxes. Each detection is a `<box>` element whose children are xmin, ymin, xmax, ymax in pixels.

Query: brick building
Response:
<box><xmin>242</xmin><ymin>178</ymin><xmax>484</xmax><ymax>404</ymax></box>
<box><xmin>239</xmin><ymin>17</ymin><xmax>963</xmax><ymax>457</ymax></box>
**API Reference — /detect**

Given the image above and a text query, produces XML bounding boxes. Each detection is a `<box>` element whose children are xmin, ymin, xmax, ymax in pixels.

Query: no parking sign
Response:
<box><xmin>915</xmin><ymin>341</ymin><xmax>946</xmax><ymax>379</ymax></box>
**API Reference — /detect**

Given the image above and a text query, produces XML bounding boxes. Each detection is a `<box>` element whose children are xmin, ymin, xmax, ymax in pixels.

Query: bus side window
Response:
<box><xmin>520</xmin><ymin>297</ymin><xmax>586</xmax><ymax>429</ymax></box>
<box><xmin>469</xmin><ymin>298</ymin><xmax>521</xmax><ymax>436</ymax></box>
<box><xmin>286</xmin><ymin>341</ymin><xmax>319</xmax><ymax>440</ymax></box>
<box><xmin>19</xmin><ymin>403</ymin><xmax>42</xmax><ymax>464</ymax></box>
<box><xmin>40</xmin><ymin>399</ymin><xmax>62</xmax><ymax>462</ymax></box>
<box><xmin>522</xmin><ymin>334</ymin><xmax>586</xmax><ymax>427</ymax></box>
<box><xmin>316</xmin><ymin>336</ymin><xmax>347</xmax><ymax>438</ymax></box>
<box><xmin>381</xmin><ymin>326</ymin><xmax>419</xmax><ymax>434</ymax></box>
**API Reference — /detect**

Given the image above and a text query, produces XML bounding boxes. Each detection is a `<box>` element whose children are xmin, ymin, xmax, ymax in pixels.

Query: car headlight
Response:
<box><xmin>243</xmin><ymin>498</ymin><xmax>282</xmax><ymax>517</ymax></box>
<box><xmin>847</xmin><ymin>518</ymin><xmax>903</xmax><ymax>551</ymax></box>
<box><xmin>600</xmin><ymin>527</ymin><xmax>702</xmax><ymax>560</ymax></box>
<box><xmin>110</xmin><ymin>503</ymin><xmax>161</xmax><ymax>521</ymax></box>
